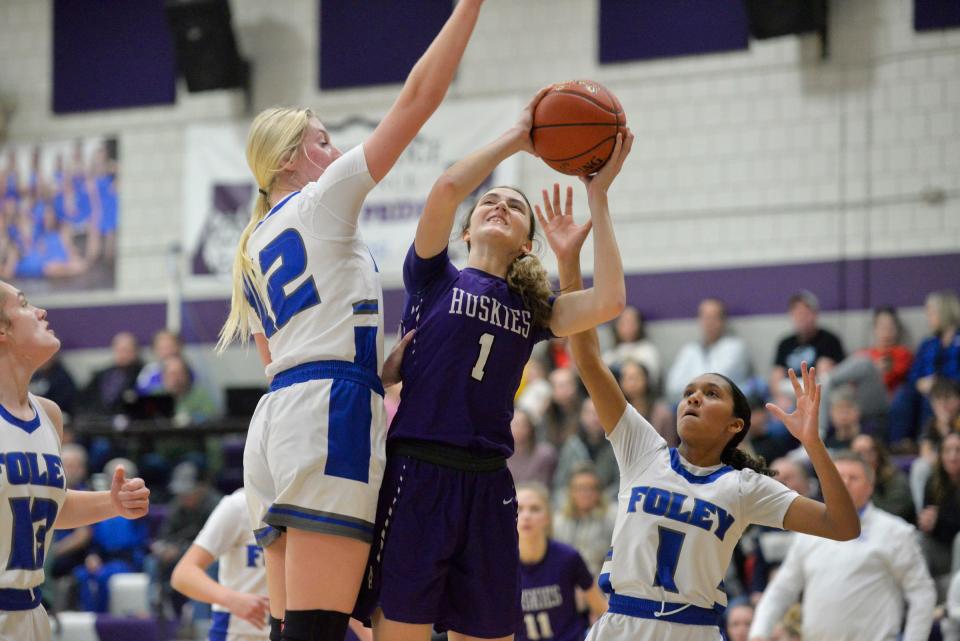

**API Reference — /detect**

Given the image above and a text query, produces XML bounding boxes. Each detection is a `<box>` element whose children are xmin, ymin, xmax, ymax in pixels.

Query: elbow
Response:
<box><xmin>169</xmin><ymin>563</ymin><xmax>186</xmax><ymax>593</ymax></box>
<box><xmin>834</xmin><ymin>520</ymin><xmax>861</xmax><ymax>541</ymax></box>
<box><xmin>599</xmin><ymin>292</ymin><xmax>627</xmax><ymax>324</ymax></box>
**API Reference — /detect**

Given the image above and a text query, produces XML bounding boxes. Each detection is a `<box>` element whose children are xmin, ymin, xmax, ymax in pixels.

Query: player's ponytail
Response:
<box><xmin>507</xmin><ymin>252</ymin><xmax>553</xmax><ymax>332</ymax></box>
<box><xmin>217</xmin><ymin>107</ymin><xmax>313</xmax><ymax>352</ymax></box>
<box><xmin>713</xmin><ymin>373</ymin><xmax>776</xmax><ymax>477</ymax></box>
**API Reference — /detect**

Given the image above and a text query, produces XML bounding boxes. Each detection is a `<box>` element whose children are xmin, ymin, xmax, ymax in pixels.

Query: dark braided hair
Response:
<box><xmin>710</xmin><ymin>373</ymin><xmax>775</xmax><ymax>476</ymax></box>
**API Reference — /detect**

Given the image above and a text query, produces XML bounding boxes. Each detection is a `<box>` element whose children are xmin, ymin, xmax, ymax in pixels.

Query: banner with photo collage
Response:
<box><xmin>0</xmin><ymin>136</ymin><xmax>119</xmax><ymax>292</ymax></box>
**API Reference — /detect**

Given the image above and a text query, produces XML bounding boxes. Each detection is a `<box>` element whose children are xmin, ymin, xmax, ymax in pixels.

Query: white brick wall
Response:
<box><xmin>1</xmin><ymin>0</ymin><xmax>958</xmax><ymax>381</ymax></box>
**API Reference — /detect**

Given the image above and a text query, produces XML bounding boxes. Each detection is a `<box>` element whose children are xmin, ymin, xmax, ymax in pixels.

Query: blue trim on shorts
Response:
<box><xmin>607</xmin><ymin>593</ymin><xmax>723</xmax><ymax>627</ymax></box>
<box><xmin>208</xmin><ymin>611</ymin><xmax>230</xmax><ymax>641</ymax></box>
<box><xmin>270</xmin><ymin>360</ymin><xmax>384</xmax><ymax>396</ymax></box>
<box><xmin>326</xmin><ymin>378</ymin><xmax>372</xmax><ymax>483</ymax></box>
<box><xmin>266</xmin><ymin>506</ymin><xmax>374</xmax><ymax>537</ymax></box>
<box><xmin>669</xmin><ymin>449</ymin><xmax>734</xmax><ymax>484</ymax></box>
<box><xmin>0</xmin><ymin>587</ymin><xmax>41</xmax><ymax>611</ymax></box>
<box><xmin>254</xmin><ymin>525</ymin><xmax>281</xmax><ymax>547</ymax></box>
<box><xmin>598</xmin><ymin>572</ymin><xmax>612</xmax><ymax>594</ymax></box>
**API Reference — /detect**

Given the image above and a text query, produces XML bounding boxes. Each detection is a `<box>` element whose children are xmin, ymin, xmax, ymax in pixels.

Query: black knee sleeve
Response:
<box><xmin>281</xmin><ymin>609</ymin><xmax>349</xmax><ymax>641</ymax></box>
<box><xmin>270</xmin><ymin>615</ymin><xmax>284</xmax><ymax>641</ymax></box>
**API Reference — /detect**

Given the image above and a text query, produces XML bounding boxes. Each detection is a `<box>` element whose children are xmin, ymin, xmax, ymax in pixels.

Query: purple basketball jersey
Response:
<box><xmin>390</xmin><ymin>245</ymin><xmax>551</xmax><ymax>456</ymax></box>
<box><xmin>518</xmin><ymin>540</ymin><xmax>594</xmax><ymax>641</ymax></box>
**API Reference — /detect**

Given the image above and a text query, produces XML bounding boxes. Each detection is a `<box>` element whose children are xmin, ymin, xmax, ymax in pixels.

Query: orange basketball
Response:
<box><xmin>532</xmin><ymin>80</ymin><xmax>627</xmax><ymax>176</ymax></box>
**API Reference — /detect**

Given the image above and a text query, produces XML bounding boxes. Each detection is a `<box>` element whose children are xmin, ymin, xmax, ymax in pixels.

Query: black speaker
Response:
<box><xmin>743</xmin><ymin>0</ymin><xmax>827</xmax><ymax>39</ymax></box>
<box><xmin>165</xmin><ymin>0</ymin><xmax>248</xmax><ymax>92</ymax></box>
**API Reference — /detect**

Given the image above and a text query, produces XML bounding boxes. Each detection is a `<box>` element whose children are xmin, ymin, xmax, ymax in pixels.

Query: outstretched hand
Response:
<box><xmin>536</xmin><ymin>183</ymin><xmax>592</xmax><ymax>265</ymax></box>
<box><xmin>382</xmin><ymin>330</ymin><xmax>415</xmax><ymax>388</ymax></box>
<box><xmin>110</xmin><ymin>466</ymin><xmax>150</xmax><ymax>520</ymax></box>
<box><xmin>580</xmin><ymin>129</ymin><xmax>634</xmax><ymax>197</ymax></box>
<box><xmin>765</xmin><ymin>361</ymin><xmax>822</xmax><ymax>447</ymax></box>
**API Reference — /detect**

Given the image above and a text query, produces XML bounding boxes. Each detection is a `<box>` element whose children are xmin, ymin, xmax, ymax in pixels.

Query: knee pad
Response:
<box><xmin>282</xmin><ymin>609</ymin><xmax>349</xmax><ymax>641</ymax></box>
<box><xmin>270</xmin><ymin>615</ymin><xmax>283</xmax><ymax>641</ymax></box>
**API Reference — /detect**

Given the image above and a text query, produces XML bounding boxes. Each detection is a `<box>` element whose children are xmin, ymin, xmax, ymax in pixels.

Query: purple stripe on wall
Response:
<box><xmin>45</xmin><ymin>252</ymin><xmax>960</xmax><ymax>351</ymax></box>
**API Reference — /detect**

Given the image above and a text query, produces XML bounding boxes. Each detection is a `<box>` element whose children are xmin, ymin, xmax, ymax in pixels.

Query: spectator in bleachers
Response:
<box><xmin>148</xmin><ymin>461</ymin><xmax>222</xmax><ymax>619</ymax></box>
<box><xmin>30</xmin><ymin>354</ymin><xmax>77</xmax><ymax>418</ymax></box>
<box><xmin>725</xmin><ymin>600</ymin><xmax>754</xmax><ymax>641</ymax></box>
<box><xmin>576</xmin><ymin>399</ymin><xmax>619</xmax><ymax>494</ymax></box>
<box><xmin>823</xmin><ymin>386</ymin><xmax>864</xmax><ymax>450</ymax></box>
<box><xmin>551</xmin><ymin>462</ymin><xmax>615</xmax><ymax>577</ymax></box>
<box><xmin>858</xmin><ymin>306</ymin><xmax>914</xmax><ymax>395</ymax></box>
<box><xmin>910</xmin><ymin>378</ymin><xmax>960</xmax><ymax>514</ymax></box>
<box><xmin>602</xmin><ymin>305</ymin><xmax>661</xmax><ymax>384</ymax></box>
<box><xmin>768</xmin><ymin>604</ymin><xmax>802</xmax><ymax>641</ymax></box>
<box><xmin>516</xmin><ymin>359</ymin><xmax>553</xmax><ymax>422</ymax></box>
<box><xmin>619</xmin><ymin>359</ymin><xmax>675</xmax><ymax>445</ymax></box>
<box><xmin>541</xmin><ymin>367</ymin><xmax>582</xmax><ymax>447</ymax></box>
<box><xmin>74</xmin><ymin>458</ymin><xmax>150</xmax><ymax>613</ymax></box>
<box><xmin>136</xmin><ymin>329</ymin><xmax>184</xmax><ymax>395</ymax></box>
<box><xmin>744</xmin><ymin>396</ymin><xmax>797</xmax><ymax>464</ymax></box>
<box><xmin>163</xmin><ymin>354</ymin><xmax>218</xmax><ymax>426</ymax></box>
<box><xmin>919</xmin><ymin>432</ymin><xmax>960</xmax><ymax>583</ymax></box>
<box><xmin>2</xmin><ymin>149</ymin><xmax>20</xmax><ymax>200</ymax></box>
<box><xmin>944</xmin><ymin>570</ymin><xmax>960</xmax><ymax>641</ymax></box>
<box><xmin>80</xmin><ymin>331</ymin><xmax>143</xmax><ymax>415</ymax></box>
<box><xmin>890</xmin><ymin>290</ymin><xmax>960</xmax><ymax>446</ymax></box>
<box><xmin>742</xmin><ymin>458</ymin><xmax>812</xmax><ymax>601</ymax></box>
<box><xmin>770</xmin><ymin>290</ymin><xmax>845</xmax><ymax>408</ymax></box>
<box><xmin>851</xmin><ymin>433</ymin><xmax>915</xmax><ymax>524</ymax></box>
<box><xmin>508</xmin><ymin>408</ymin><xmax>557</xmax><ymax>488</ymax></box>
<box><xmin>665</xmin><ymin>297</ymin><xmax>752</xmax><ymax>404</ymax></box>
<box><xmin>91</xmin><ymin>142</ymin><xmax>118</xmax><ymax>263</ymax></box>
<box><xmin>749</xmin><ymin>452</ymin><xmax>935</xmax><ymax>641</ymax></box>
<box><xmin>47</xmin><ymin>443</ymin><xmax>92</xmax><ymax>607</ymax></box>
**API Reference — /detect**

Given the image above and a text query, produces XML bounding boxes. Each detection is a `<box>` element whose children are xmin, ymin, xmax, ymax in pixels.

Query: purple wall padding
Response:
<box><xmin>319</xmin><ymin>0</ymin><xmax>451</xmax><ymax>90</ymax></box>
<box><xmin>53</xmin><ymin>0</ymin><xmax>176</xmax><ymax>113</ymax></box>
<box><xmin>914</xmin><ymin>0</ymin><xmax>960</xmax><ymax>31</ymax></box>
<box><xmin>42</xmin><ymin>252</ymin><xmax>960</xmax><ymax>350</ymax></box>
<box><xmin>599</xmin><ymin>0</ymin><xmax>749</xmax><ymax>64</ymax></box>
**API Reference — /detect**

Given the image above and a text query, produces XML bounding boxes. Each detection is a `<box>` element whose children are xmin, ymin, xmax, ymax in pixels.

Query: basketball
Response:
<box><xmin>532</xmin><ymin>80</ymin><xmax>627</xmax><ymax>176</ymax></box>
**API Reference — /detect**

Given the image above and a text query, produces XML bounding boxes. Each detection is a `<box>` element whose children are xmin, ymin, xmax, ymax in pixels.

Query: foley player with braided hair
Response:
<box><xmin>553</xmin><ymin>211</ymin><xmax>862</xmax><ymax>639</ymax></box>
<box><xmin>356</xmin><ymin>91</ymin><xmax>633</xmax><ymax>641</ymax></box>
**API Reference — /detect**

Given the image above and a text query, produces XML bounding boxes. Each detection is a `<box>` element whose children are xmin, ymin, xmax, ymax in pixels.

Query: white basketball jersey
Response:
<box><xmin>0</xmin><ymin>397</ymin><xmax>66</xmax><ymax>591</ymax></box>
<box><xmin>194</xmin><ymin>489</ymin><xmax>268</xmax><ymax>640</ymax></box>
<box><xmin>600</xmin><ymin>405</ymin><xmax>798</xmax><ymax>611</ymax></box>
<box><xmin>245</xmin><ymin>145</ymin><xmax>383</xmax><ymax>379</ymax></box>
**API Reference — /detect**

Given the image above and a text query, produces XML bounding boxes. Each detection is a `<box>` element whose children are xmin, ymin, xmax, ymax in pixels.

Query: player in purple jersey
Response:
<box><xmin>356</xmin><ymin>91</ymin><xmax>633</xmax><ymax>641</ymax></box>
<box><xmin>517</xmin><ymin>484</ymin><xmax>606</xmax><ymax>641</ymax></box>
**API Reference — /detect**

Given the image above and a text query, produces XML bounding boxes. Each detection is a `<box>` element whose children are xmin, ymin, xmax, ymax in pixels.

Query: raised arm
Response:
<box><xmin>773</xmin><ymin>363</ymin><xmax>861</xmax><ymax>541</ymax></box>
<box><xmin>540</xmin><ymin>186</ymin><xmax>627</xmax><ymax>433</ymax></box>
<box><xmin>363</xmin><ymin>0</ymin><xmax>484</xmax><ymax>183</ymax></box>
<box><xmin>547</xmin><ymin>132</ymin><xmax>632</xmax><ymax>337</ymax></box>
<box><xmin>414</xmin><ymin>90</ymin><xmax>545</xmax><ymax>258</ymax></box>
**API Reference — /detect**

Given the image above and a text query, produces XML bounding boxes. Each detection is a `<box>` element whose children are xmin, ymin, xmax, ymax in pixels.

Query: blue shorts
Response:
<box><xmin>355</xmin><ymin>440</ymin><xmax>520</xmax><ymax>638</ymax></box>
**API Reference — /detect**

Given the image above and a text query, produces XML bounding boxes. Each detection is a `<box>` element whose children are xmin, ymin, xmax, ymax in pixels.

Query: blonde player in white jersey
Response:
<box><xmin>0</xmin><ymin>280</ymin><xmax>149</xmax><ymax>641</ymax></box>
<box><xmin>215</xmin><ymin>3</ymin><xmax>485</xmax><ymax>640</ymax></box>
<box><xmin>537</xmin><ymin>189</ymin><xmax>862</xmax><ymax>641</ymax></box>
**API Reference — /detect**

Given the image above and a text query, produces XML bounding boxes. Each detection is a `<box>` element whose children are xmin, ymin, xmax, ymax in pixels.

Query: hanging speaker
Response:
<box><xmin>165</xmin><ymin>0</ymin><xmax>249</xmax><ymax>92</ymax></box>
<box><xmin>743</xmin><ymin>0</ymin><xmax>827</xmax><ymax>39</ymax></box>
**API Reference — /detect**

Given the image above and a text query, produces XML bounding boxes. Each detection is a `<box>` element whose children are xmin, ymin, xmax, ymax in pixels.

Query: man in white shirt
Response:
<box><xmin>749</xmin><ymin>452</ymin><xmax>936</xmax><ymax>641</ymax></box>
<box><xmin>665</xmin><ymin>298</ymin><xmax>752</xmax><ymax>403</ymax></box>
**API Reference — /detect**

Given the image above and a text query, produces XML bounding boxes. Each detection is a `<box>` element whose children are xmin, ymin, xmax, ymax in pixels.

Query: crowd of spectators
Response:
<box><xmin>33</xmin><ymin>287</ymin><xmax>960</xmax><ymax>639</ymax></box>
<box><xmin>0</xmin><ymin>142</ymin><xmax>118</xmax><ymax>282</ymax></box>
